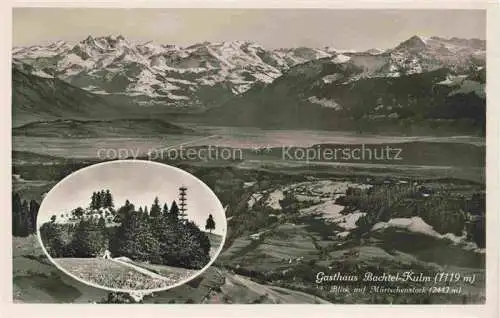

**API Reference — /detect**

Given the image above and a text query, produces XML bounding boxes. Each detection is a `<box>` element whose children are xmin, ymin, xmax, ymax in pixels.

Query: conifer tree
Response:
<box><xmin>19</xmin><ymin>200</ymin><xmax>30</xmax><ymax>237</ymax></box>
<box><xmin>91</xmin><ymin>192</ymin><xmax>98</xmax><ymax>210</ymax></box>
<box><xmin>95</xmin><ymin>191</ymin><xmax>103</xmax><ymax>209</ymax></box>
<box><xmin>169</xmin><ymin>201</ymin><xmax>180</xmax><ymax>222</ymax></box>
<box><xmin>162</xmin><ymin>203</ymin><xmax>169</xmax><ymax>216</ymax></box>
<box><xmin>205</xmin><ymin>214</ymin><xmax>216</xmax><ymax>233</ymax></box>
<box><xmin>104</xmin><ymin>190</ymin><xmax>114</xmax><ymax>209</ymax></box>
<box><xmin>29</xmin><ymin>200</ymin><xmax>40</xmax><ymax>234</ymax></box>
<box><xmin>12</xmin><ymin>193</ymin><xmax>22</xmax><ymax>236</ymax></box>
<box><xmin>100</xmin><ymin>190</ymin><xmax>106</xmax><ymax>208</ymax></box>
<box><xmin>115</xmin><ymin>200</ymin><xmax>135</xmax><ymax>222</ymax></box>
<box><xmin>150</xmin><ymin>197</ymin><xmax>161</xmax><ymax>218</ymax></box>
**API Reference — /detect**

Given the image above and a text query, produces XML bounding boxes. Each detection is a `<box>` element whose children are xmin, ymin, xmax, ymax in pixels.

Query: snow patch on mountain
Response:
<box><xmin>332</xmin><ymin>54</ymin><xmax>351</xmax><ymax>64</ymax></box>
<box><xmin>31</xmin><ymin>70</ymin><xmax>54</xmax><ymax>78</ymax></box>
<box><xmin>372</xmin><ymin>216</ymin><xmax>485</xmax><ymax>253</ymax></box>
<box><xmin>13</xmin><ymin>35</ymin><xmax>485</xmax><ymax>108</ymax></box>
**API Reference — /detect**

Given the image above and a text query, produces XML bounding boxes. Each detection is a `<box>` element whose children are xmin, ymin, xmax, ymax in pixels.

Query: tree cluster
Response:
<box><xmin>278</xmin><ymin>191</ymin><xmax>300</xmax><ymax>214</ymax></box>
<box><xmin>39</xmin><ymin>217</ymin><xmax>108</xmax><ymax>258</ymax></box>
<box><xmin>90</xmin><ymin>190</ymin><xmax>114</xmax><ymax>210</ymax></box>
<box><xmin>110</xmin><ymin>196</ymin><xmax>211</xmax><ymax>269</ymax></box>
<box><xmin>338</xmin><ymin>184</ymin><xmax>476</xmax><ymax>239</ymax></box>
<box><xmin>12</xmin><ymin>192</ymin><xmax>39</xmax><ymax>237</ymax></box>
<box><xmin>39</xmin><ymin>192</ymin><xmax>214</xmax><ymax>270</ymax></box>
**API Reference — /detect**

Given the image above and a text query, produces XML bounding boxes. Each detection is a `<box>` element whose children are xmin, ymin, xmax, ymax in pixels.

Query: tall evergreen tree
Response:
<box><xmin>144</xmin><ymin>206</ymin><xmax>149</xmax><ymax>215</ymax></box>
<box><xmin>205</xmin><ymin>214</ymin><xmax>216</xmax><ymax>233</ymax></box>
<box><xmin>29</xmin><ymin>200</ymin><xmax>40</xmax><ymax>234</ymax></box>
<box><xmin>104</xmin><ymin>190</ymin><xmax>114</xmax><ymax>209</ymax></box>
<box><xmin>19</xmin><ymin>200</ymin><xmax>30</xmax><ymax>237</ymax></box>
<box><xmin>100</xmin><ymin>190</ymin><xmax>106</xmax><ymax>208</ymax></box>
<box><xmin>150</xmin><ymin>197</ymin><xmax>161</xmax><ymax>218</ymax></box>
<box><xmin>95</xmin><ymin>191</ymin><xmax>103</xmax><ymax>210</ymax></box>
<box><xmin>12</xmin><ymin>193</ymin><xmax>22</xmax><ymax>236</ymax></box>
<box><xmin>115</xmin><ymin>200</ymin><xmax>135</xmax><ymax>223</ymax></box>
<box><xmin>91</xmin><ymin>192</ymin><xmax>98</xmax><ymax>210</ymax></box>
<box><xmin>162</xmin><ymin>203</ymin><xmax>169</xmax><ymax>216</ymax></box>
<box><xmin>169</xmin><ymin>201</ymin><xmax>180</xmax><ymax>222</ymax></box>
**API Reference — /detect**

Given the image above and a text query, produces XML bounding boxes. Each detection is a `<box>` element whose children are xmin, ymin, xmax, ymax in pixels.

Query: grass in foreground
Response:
<box><xmin>118</xmin><ymin>258</ymin><xmax>199</xmax><ymax>284</ymax></box>
<box><xmin>54</xmin><ymin>258</ymin><xmax>169</xmax><ymax>291</ymax></box>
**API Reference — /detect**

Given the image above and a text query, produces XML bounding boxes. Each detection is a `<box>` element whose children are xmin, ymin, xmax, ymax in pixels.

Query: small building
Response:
<box><xmin>102</xmin><ymin>250</ymin><xmax>112</xmax><ymax>259</ymax></box>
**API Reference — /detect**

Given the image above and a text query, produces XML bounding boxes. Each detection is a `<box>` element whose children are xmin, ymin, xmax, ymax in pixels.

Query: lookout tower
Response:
<box><xmin>179</xmin><ymin>186</ymin><xmax>188</xmax><ymax>221</ymax></box>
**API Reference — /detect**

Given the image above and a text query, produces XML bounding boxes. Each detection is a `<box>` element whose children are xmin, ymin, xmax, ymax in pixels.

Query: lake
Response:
<box><xmin>13</xmin><ymin>125</ymin><xmax>485</xmax><ymax>159</ymax></box>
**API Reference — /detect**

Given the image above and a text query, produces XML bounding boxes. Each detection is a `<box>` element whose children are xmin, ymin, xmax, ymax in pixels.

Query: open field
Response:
<box><xmin>13</xmin><ymin>236</ymin><xmax>108</xmax><ymax>303</ymax></box>
<box><xmin>54</xmin><ymin>258</ymin><xmax>169</xmax><ymax>291</ymax></box>
<box><xmin>13</xmin><ymin>236</ymin><xmax>328</xmax><ymax>304</ymax></box>
<box><xmin>206</xmin><ymin>232</ymin><xmax>224</xmax><ymax>257</ymax></box>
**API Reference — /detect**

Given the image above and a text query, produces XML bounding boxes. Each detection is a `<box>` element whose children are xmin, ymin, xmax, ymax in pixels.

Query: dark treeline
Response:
<box><xmin>40</xmin><ymin>192</ymin><xmax>213</xmax><ymax>270</ymax></box>
<box><xmin>12</xmin><ymin>192</ymin><xmax>40</xmax><ymax>237</ymax></box>
<box><xmin>90</xmin><ymin>189</ymin><xmax>114</xmax><ymax>210</ymax></box>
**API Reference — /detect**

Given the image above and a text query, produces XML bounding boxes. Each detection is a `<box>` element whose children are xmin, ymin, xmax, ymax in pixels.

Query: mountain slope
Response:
<box><xmin>12</xmin><ymin>35</ymin><xmax>486</xmax><ymax>132</ymax></box>
<box><xmin>205</xmin><ymin>57</ymin><xmax>485</xmax><ymax>135</ymax></box>
<box><xmin>13</xmin><ymin>37</ymin><xmax>333</xmax><ymax>107</ymax></box>
<box><xmin>12</xmin><ymin>65</ymin><xmax>139</xmax><ymax>126</ymax></box>
<box><xmin>13</xmin><ymin>118</ymin><xmax>196</xmax><ymax>138</ymax></box>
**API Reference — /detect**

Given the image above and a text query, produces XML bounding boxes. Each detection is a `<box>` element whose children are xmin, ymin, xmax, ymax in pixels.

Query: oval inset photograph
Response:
<box><xmin>36</xmin><ymin>160</ymin><xmax>227</xmax><ymax>293</ymax></box>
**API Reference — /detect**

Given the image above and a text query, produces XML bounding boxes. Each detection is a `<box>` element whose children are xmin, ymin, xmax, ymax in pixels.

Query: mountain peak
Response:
<box><xmin>12</xmin><ymin>34</ymin><xmax>485</xmax><ymax>109</ymax></box>
<box><xmin>83</xmin><ymin>35</ymin><xmax>95</xmax><ymax>43</ymax></box>
<box><xmin>395</xmin><ymin>35</ymin><xmax>429</xmax><ymax>51</ymax></box>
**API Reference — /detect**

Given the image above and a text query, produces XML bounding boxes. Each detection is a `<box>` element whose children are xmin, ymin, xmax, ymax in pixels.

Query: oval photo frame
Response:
<box><xmin>37</xmin><ymin>160</ymin><xmax>227</xmax><ymax>294</ymax></box>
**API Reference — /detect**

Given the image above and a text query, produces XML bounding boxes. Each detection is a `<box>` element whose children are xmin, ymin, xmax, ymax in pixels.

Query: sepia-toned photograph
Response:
<box><xmin>36</xmin><ymin>160</ymin><xmax>226</xmax><ymax>294</ymax></box>
<box><xmin>11</xmin><ymin>8</ymin><xmax>487</xmax><ymax>305</ymax></box>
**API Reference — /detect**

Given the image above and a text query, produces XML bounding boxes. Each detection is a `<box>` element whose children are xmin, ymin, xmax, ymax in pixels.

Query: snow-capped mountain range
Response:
<box><xmin>12</xmin><ymin>35</ymin><xmax>485</xmax><ymax>108</ymax></box>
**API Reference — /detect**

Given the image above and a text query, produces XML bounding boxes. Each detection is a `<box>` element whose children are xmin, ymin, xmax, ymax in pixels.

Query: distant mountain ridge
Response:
<box><xmin>13</xmin><ymin>35</ymin><xmax>485</xmax><ymax>109</ymax></box>
<box><xmin>12</xmin><ymin>35</ymin><xmax>486</xmax><ymax>135</ymax></box>
<box><xmin>13</xmin><ymin>36</ymin><xmax>334</xmax><ymax>107</ymax></box>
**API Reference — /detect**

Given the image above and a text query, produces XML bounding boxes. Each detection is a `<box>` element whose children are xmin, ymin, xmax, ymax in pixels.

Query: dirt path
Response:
<box><xmin>111</xmin><ymin>258</ymin><xmax>168</xmax><ymax>281</ymax></box>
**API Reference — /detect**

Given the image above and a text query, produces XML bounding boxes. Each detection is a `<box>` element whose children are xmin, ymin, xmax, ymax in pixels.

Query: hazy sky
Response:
<box><xmin>38</xmin><ymin>161</ymin><xmax>226</xmax><ymax>236</ymax></box>
<box><xmin>13</xmin><ymin>9</ymin><xmax>485</xmax><ymax>50</ymax></box>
